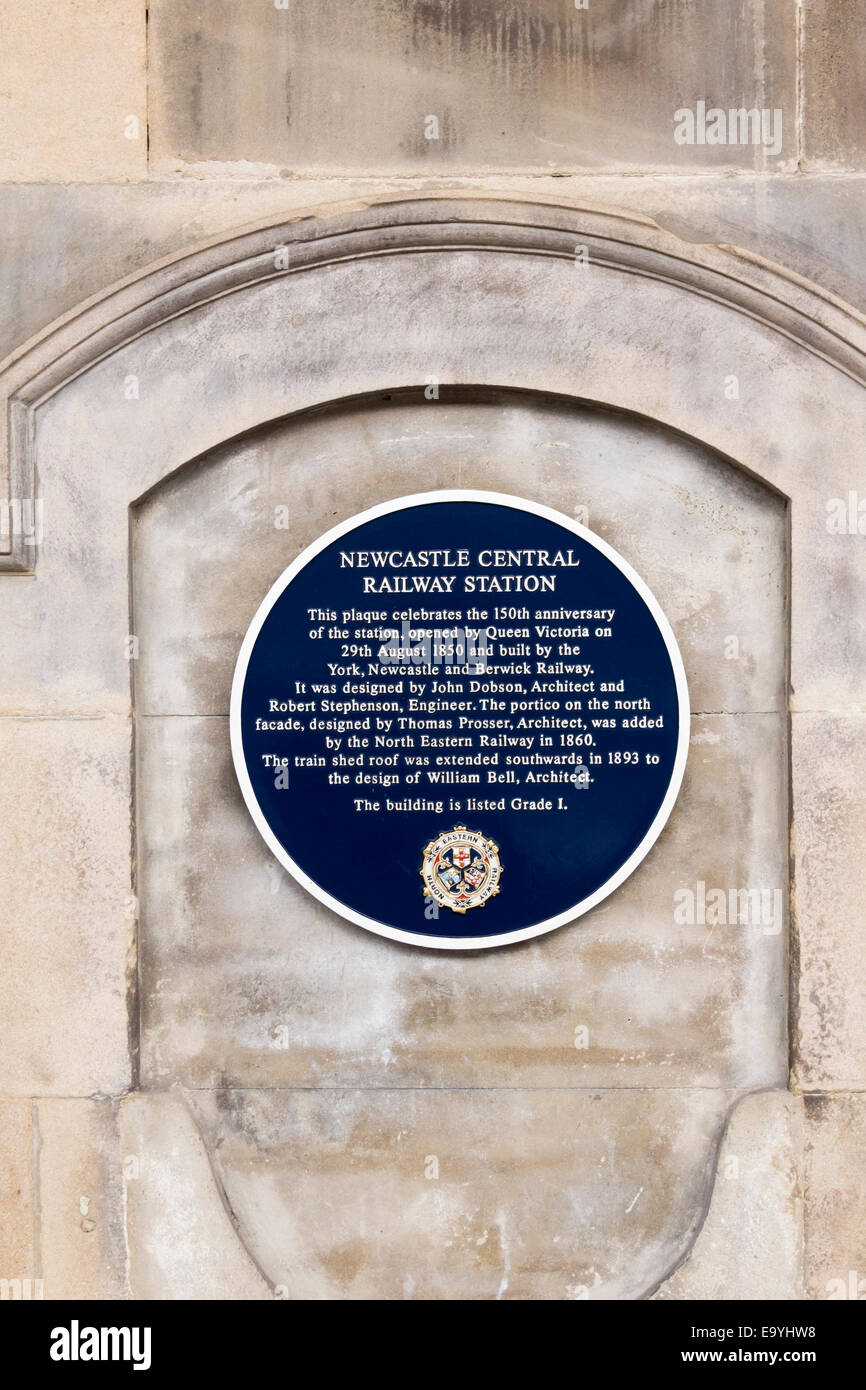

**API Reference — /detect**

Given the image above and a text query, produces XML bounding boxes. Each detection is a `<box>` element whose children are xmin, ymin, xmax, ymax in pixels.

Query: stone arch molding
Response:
<box><xmin>3</xmin><ymin>194</ymin><xmax>865</xmax><ymax>1297</ymax></box>
<box><xmin>3</xmin><ymin>193</ymin><xmax>865</xmax><ymax>712</ymax></box>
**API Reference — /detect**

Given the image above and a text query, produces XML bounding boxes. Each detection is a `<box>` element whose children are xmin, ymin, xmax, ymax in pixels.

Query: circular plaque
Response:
<box><xmin>231</xmin><ymin>491</ymin><xmax>689</xmax><ymax>949</ymax></box>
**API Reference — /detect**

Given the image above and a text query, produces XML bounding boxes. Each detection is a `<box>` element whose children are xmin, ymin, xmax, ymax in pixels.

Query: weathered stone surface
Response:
<box><xmin>792</xmin><ymin>714</ymin><xmax>866</xmax><ymax>1092</ymax></box>
<box><xmin>38</xmin><ymin>1099</ymin><xmax>129</xmax><ymax>1299</ymax></box>
<box><xmin>789</xmin><ymin>481</ymin><xmax>866</xmax><ymax>716</ymax></box>
<box><xmin>0</xmin><ymin>1100</ymin><xmax>35</xmax><ymax>1295</ymax></box>
<box><xmin>0</xmin><ymin>173</ymin><xmax>861</xmax><ymax>1300</ymax></box>
<box><xmin>120</xmin><ymin>1092</ymin><xmax>272</xmax><ymax>1299</ymax></box>
<box><xmin>0</xmin><ymin>460</ymin><xmax>133</xmax><ymax>713</ymax></box>
<box><xmin>803</xmin><ymin>1094</ymin><xmax>866</xmax><ymax>1300</ymax></box>
<box><xmin>138</xmin><ymin>706</ymin><xmax>786</xmax><ymax>1092</ymax></box>
<box><xmin>149</xmin><ymin>0</ymin><xmax>797</xmax><ymax>176</ymax></box>
<box><xmin>802</xmin><ymin>0</ymin><xmax>866</xmax><ymax>170</ymax></box>
<box><xmin>0</xmin><ymin>719</ymin><xmax>133</xmax><ymax>1096</ymax></box>
<box><xmin>18</xmin><ymin>200</ymin><xmax>860</xmax><ymax>716</ymax></box>
<box><xmin>133</xmin><ymin>397</ymin><xmax>787</xmax><ymax>719</ymax></box>
<box><xmin>655</xmin><ymin>1090</ymin><xmax>804</xmax><ymax>1300</ymax></box>
<box><xmin>0</xmin><ymin>0</ymin><xmax>146</xmax><ymax>182</ymax></box>
<box><xmin>189</xmin><ymin>1086</ymin><xmax>732</xmax><ymax>1300</ymax></box>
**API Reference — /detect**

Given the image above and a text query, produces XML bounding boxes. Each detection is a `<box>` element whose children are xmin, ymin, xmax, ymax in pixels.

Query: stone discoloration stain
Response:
<box><xmin>185</xmin><ymin>1086</ymin><xmax>733</xmax><ymax>1299</ymax></box>
<box><xmin>146</xmin><ymin>1</ymin><xmax>797</xmax><ymax>174</ymax></box>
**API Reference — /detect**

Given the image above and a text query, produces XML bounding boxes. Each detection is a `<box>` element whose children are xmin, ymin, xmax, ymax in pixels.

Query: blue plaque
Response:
<box><xmin>231</xmin><ymin>492</ymin><xmax>688</xmax><ymax>949</ymax></box>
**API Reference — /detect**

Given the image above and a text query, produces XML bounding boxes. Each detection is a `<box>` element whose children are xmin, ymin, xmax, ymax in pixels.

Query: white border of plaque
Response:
<box><xmin>230</xmin><ymin>490</ymin><xmax>690</xmax><ymax>950</ymax></box>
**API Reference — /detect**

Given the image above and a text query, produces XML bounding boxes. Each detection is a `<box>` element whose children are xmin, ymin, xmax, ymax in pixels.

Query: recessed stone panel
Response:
<box><xmin>136</xmin><ymin>396</ymin><xmax>787</xmax><ymax>1092</ymax></box>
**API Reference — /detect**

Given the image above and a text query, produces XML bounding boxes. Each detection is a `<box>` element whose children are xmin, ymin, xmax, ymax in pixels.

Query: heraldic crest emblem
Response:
<box><xmin>420</xmin><ymin>826</ymin><xmax>503</xmax><ymax>914</ymax></box>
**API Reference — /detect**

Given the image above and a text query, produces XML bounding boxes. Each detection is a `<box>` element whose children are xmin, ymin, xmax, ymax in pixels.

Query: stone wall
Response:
<box><xmin>1</xmin><ymin>1</ymin><xmax>865</xmax><ymax>1301</ymax></box>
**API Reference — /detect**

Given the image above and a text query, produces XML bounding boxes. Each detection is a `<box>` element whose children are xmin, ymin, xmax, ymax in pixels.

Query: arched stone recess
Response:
<box><xmin>132</xmin><ymin>386</ymin><xmax>787</xmax><ymax>1299</ymax></box>
<box><xmin>2</xmin><ymin>196</ymin><xmax>864</xmax><ymax>1295</ymax></box>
